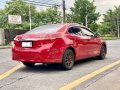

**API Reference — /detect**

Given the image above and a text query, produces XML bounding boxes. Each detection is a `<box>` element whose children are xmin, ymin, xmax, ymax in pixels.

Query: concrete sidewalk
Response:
<box><xmin>84</xmin><ymin>66</ymin><xmax>120</xmax><ymax>90</ymax></box>
<box><xmin>0</xmin><ymin>46</ymin><xmax>12</xmax><ymax>49</ymax></box>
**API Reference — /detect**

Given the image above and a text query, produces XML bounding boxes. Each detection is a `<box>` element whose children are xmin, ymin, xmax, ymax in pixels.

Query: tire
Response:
<box><xmin>22</xmin><ymin>62</ymin><xmax>35</xmax><ymax>67</ymax></box>
<box><xmin>97</xmin><ymin>45</ymin><xmax>106</xmax><ymax>60</ymax></box>
<box><xmin>62</xmin><ymin>49</ymin><xmax>75</xmax><ymax>70</ymax></box>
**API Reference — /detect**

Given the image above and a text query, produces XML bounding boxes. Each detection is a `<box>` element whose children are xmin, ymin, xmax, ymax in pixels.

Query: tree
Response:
<box><xmin>33</xmin><ymin>7</ymin><xmax>62</xmax><ymax>25</ymax></box>
<box><xmin>98</xmin><ymin>5</ymin><xmax>120</xmax><ymax>37</ymax></box>
<box><xmin>0</xmin><ymin>9</ymin><xmax>6</xmax><ymax>28</ymax></box>
<box><xmin>4</xmin><ymin>0</ymin><xmax>36</xmax><ymax>29</ymax></box>
<box><xmin>45</xmin><ymin>7</ymin><xmax>62</xmax><ymax>23</ymax></box>
<box><xmin>67</xmin><ymin>0</ymin><xmax>100</xmax><ymax>31</ymax></box>
<box><xmin>97</xmin><ymin>22</ymin><xmax>110</xmax><ymax>35</ymax></box>
<box><xmin>0</xmin><ymin>0</ymin><xmax>62</xmax><ymax>30</ymax></box>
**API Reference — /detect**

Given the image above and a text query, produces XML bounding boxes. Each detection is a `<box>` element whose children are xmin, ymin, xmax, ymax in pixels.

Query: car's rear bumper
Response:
<box><xmin>12</xmin><ymin>47</ymin><xmax>62</xmax><ymax>63</ymax></box>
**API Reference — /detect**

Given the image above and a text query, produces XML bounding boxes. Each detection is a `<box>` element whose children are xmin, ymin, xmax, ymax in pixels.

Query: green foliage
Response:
<box><xmin>98</xmin><ymin>5</ymin><xmax>120</xmax><ymax>37</ymax></box>
<box><xmin>0</xmin><ymin>0</ymin><xmax>61</xmax><ymax>30</ymax></box>
<box><xmin>45</xmin><ymin>7</ymin><xmax>62</xmax><ymax>23</ymax></box>
<box><xmin>97</xmin><ymin>22</ymin><xmax>110</xmax><ymax>35</ymax></box>
<box><xmin>33</xmin><ymin>7</ymin><xmax>62</xmax><ymax>25</ymax></box>
<box><xmin>102</xmin><ymin>34</ymin><xmax>119</xmax><ymax>40</ymax></box>
<box><xmin>3</xmin><ymin>0</ymin><xmax>36</xmax><ymax>29</ymax></box>
<box><xmin>0</xmin><ymin>9</ymin><xmax>6</xmax><ymax>28</ymax></box>
<box><xmin>66</xmin><ymin>0</ymin><xmax>100</xmax><ymax>32</ymax></box>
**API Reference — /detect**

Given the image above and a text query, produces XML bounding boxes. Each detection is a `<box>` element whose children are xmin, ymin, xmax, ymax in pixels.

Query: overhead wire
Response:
<box><xmin>25</xmin><ymin>0</ymin><xmax>61</xmax><ymax>7</ymax></box>
<box><xmin>31</xmin><ymin>0</ymin><xmax>61</xmax><ymax>5</ymax></box>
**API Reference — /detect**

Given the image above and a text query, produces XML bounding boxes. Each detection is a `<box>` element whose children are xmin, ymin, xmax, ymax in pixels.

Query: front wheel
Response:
<box><xmin>22</xmin><ymin>62</ymin><xmax>35</xmax><ymax>67</ymax></box>
<box><xmin>62</xmin><ymin>49</ymin><xmax>75</xmax><ymax>70</ymax></box>
<box><xmin>97</xmin><ymin>45</ymin><xmax>106</xmax><ymax>60</ymax></box>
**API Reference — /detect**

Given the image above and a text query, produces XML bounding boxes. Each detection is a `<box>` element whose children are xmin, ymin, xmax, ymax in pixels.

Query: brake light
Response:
<box><xmin>34</xmin><ymin>38</ymin><xmax>56</xmax><ymax>47</ymax></box>
<box><xmin>14</xmin><ymin>37</ymin><xmax>19</xmax><ymax>41</ymax></box>
<box><xmin>14</xmin><ymin>37</ymin><xmax>56</xmax><ymax>48</ymax></box>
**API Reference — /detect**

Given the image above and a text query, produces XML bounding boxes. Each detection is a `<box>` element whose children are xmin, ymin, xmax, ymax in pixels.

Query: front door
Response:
<box><xmin>80</xmin><ymin>27</ymin><xmax>101</xmax><ymax>57</ymax></box>
<box><xmin>68</xmin><ymin>26</ymin><xmax>88</xmax><ymax>60</ymax></box>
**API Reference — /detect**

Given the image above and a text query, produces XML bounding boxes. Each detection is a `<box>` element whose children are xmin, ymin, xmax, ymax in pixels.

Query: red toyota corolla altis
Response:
<box><xmin>12</xmin><ymin>23</ymin><xmax>107</xmax><ymax>70</ymax></box>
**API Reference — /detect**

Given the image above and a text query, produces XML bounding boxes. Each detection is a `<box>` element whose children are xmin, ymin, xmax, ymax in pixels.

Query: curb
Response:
<box><xmin>0</xmin><ymin>46</ymin><xmax>12</xmax><ymax>49</ymax></box>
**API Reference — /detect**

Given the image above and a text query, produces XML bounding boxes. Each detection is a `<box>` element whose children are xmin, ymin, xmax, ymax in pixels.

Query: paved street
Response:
<box><xmin>83</xmin><ymin>67</ymin><xmax>120</xmax><ymax>90</ymax></box>
<box><xmin>0</xmin><ymin>40</ymin><xmax>120</xmax><ymax>90</ymax></box>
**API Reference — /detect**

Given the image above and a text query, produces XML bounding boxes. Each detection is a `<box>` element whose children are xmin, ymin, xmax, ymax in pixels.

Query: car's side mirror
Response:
<box><xmin>94</xmin><ymin>33</ymin><xmax>101</xmax><ymax>38</ymax></box>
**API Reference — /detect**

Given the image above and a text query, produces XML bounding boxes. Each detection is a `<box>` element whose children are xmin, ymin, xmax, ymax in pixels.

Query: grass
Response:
<box><xmin>102</xmin><ymin>36</ymin><xmax>120</xmax><ymax>40</ymax></box>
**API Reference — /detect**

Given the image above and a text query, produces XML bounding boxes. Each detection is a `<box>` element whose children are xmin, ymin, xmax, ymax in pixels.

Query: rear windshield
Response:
<box><xmin>26</xmin><ymin>24</ymin><xmax>64</xmax><ymax>34</ymax></box>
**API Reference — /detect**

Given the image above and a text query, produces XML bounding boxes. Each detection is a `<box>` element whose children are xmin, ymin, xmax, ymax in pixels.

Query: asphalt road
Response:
<box><xmin>0</xmin><ymin>40</ymin><xmax>120</xmax><ymax>90</ymax></box>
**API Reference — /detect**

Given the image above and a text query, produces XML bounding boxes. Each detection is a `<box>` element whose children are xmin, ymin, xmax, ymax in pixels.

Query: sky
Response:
<box><xmin>66</xmin><ymin>0</ymin><xmax>120</xmax><ymax>14</ymax></box>
<box><xmin>0</xmin><ymin>0</ymin><xmax>7</xmax><ymax>9</ymax></box>
<box><xmin>66</xmin><ymin>0</ymin><xmax>120</xmax><ymax>22</ymax></box>
<box><xmin>0</xmin><ymin>0</ymin><xmax>120</xmax><ymax>22</ymax></box>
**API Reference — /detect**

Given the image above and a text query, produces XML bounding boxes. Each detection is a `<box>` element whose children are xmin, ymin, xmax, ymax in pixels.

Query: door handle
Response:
<box><xmin>87</xmin><ymin>39</ymin><xmax>90</xmax><ymax>41</ymax></box>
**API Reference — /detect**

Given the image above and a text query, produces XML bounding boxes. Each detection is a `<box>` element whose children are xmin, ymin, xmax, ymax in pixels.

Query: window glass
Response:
<box><xmin>68</xmin><ymin>27</ymin><xmax>83</xmax><ymax>36</ymax></box>
<box><xmin>26</xmin><ymin>24</ymin><xmax>64</xmax><ymax>34</ymax></box>
<box><xmin>81</xmin><ymin>28</ymin><xmax>94</xmax><ymax>36</ymax></box>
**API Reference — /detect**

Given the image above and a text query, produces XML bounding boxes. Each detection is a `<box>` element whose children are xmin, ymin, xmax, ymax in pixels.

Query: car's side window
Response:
<box><xmin>68</xmin><ymin>27</ymin><xmax>83</xmax><ymax>36</ymax></box>
<box><xmin>81</xmin><ymin>27</ymin><xmax>94</xmax><ymax>37</ymax></box>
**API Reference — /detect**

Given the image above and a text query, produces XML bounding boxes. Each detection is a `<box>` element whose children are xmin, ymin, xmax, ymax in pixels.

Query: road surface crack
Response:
<box><xmin>0</xmin><ymin>74</ymin><xmax>34</xmax><ymax>89</ymax></box>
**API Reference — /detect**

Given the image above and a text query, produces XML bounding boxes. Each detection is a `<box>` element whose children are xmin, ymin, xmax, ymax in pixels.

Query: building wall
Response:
<box><xmin>0</xmin><ymin>29</ymin><xmax>5</xmax><ymax>45</ymax></box>
<box><xmin>0</xmin><ymin>29</ymin><xmax>28</xmax><ymax>45</ymax></box>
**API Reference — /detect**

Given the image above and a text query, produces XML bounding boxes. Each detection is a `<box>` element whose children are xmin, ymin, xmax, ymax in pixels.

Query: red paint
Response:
<box><xmin>12</xmin><ymin>24</ymin><xmax>106</xmax><ymax>63</ymax></box>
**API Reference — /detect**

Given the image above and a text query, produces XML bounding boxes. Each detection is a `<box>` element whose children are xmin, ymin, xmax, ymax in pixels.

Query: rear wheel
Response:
<box><xmin>62</xmin><ymin>49</ymin><xmax>75</xmax><ymax>70</ymax></box>
<box><xmin>22</xmin><ymin>62</ymin><xmax>35</xmax><ymax>67</ymax></box>
<box><xmin>97</xmin><ymin>45</ymin><xmax>106</xmax><ymax>60</ymax></box>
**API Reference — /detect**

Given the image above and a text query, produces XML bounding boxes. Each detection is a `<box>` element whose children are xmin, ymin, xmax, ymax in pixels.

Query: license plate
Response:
<box><xmin>22</xmin><ymin>42</ymin><xmax>32</xmax><ymax>48</ymax></box>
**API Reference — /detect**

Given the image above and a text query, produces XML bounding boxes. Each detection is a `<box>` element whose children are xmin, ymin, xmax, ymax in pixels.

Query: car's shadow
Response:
<box><xmin>18</xmin><ymin>58</ymin><xmax>104</xmax><ymax>73</ymax></box>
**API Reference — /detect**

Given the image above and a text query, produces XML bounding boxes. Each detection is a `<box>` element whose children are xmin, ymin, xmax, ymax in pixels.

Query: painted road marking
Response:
<box><xmin>0</xmin><ymin>63</ymin><xmax>23</xmax><ymax>80</ymax></box>
<box><xmin>59</xmin><ymin>60</ymin><xmax>120</xmax><ymax>90</ymax></box>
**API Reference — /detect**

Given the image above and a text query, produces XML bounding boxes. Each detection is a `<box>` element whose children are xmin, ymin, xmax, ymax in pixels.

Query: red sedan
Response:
<box><xmin>12</xmin><ymin>23</ymin><xmax>107</xmax><ymax>70</ymax></box>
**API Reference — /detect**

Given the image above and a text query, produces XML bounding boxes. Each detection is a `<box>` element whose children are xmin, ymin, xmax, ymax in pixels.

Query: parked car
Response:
<box><xmin>12</xmin><ymin>23</ymin><xmax>107</xmax><ymax>70</ymax></box>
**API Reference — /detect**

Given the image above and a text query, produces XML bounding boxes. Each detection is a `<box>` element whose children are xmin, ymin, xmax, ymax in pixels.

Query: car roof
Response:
<box><xmin>46</xmin><ymin>23</ymin><xmax>90</xmax><ymax>33</ymax></box>
<box><xmin>35</xmin><ymin>23</ymin><xmax>89</xmax><ymax>34</ymax></box>
<box><xmin>43</xmin><ymin>23</ymin><xmax>87</xmax><ymax>28</ymax></box>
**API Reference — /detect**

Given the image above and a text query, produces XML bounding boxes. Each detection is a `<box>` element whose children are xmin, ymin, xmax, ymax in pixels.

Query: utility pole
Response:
<box><xmin>117</xmin><ymin>16</ymin><xmax>120</xmax><ymax>38</ymax></box>
<box><xmin>62</xmin><ymin>0</ymin><xmax>66</xmax><ymax>23</ymax></box>
<box><xmin>85</xmin><ymin>0</ymin><xmax>95</xmax><ymax>27</ymax></box>
<box><xmin>85</xmin><ymin>14</ymin><xmax>88</xmax><ymax>27</ymax></box>
<box><xmin>29</xmin><ymin>3</ymin><xmax>32</xmax><ymax>30</ymax></box>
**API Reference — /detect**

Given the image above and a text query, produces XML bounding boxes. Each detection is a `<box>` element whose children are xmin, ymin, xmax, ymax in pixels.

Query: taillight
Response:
<box><xmin>14</xmin><ymin>37</ymin><xmax>19</xmax><ymax>41</ymax></box>
<box><xmin>34</xmin><ymin>38</ymin><xmax>56</xmax><ymax>47</ymax></box>
<box><xmin>42</xmin><ymin>38</ymin><xmax>56</xmax><ymax>43</ymax></box>
<box><xmin>14</xmin><ymin>37</ymin><xmax>56</xmax><ymax>48</ymax></box>
<box><xmin>14</xmin><ymin>40</ymin><xmax>21</xmax><ymax>47</ymax></box>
